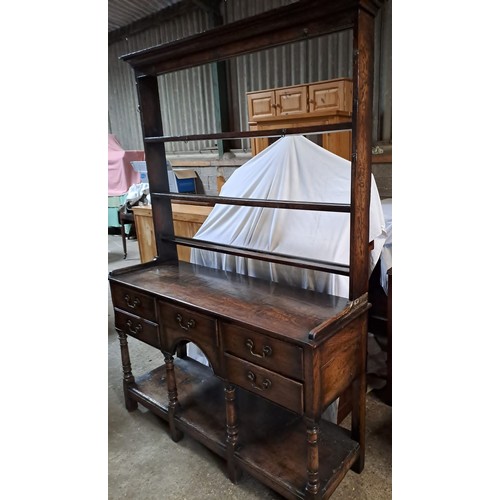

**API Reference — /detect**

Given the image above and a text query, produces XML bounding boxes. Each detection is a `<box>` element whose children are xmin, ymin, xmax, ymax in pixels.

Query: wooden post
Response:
<box><xmin>349</xmin><ymin>4</ymin><xmax>377</xmax><ymax>474</ymax></box>
<box><xmin>224</xmin><ymin>384</ymin><xmax>241</xmax><ymax>483</ymax></box>
<box><xmin>164</xmin><ymin>352</ymin><xmax>183</xmax><ymax>442</ymax></box>
<box><xmin>136</xmin><ymin>73</ymin><xmax>178</xmax><ymax>263</ymax></box>
<box><xmin>305</xmin><ymin>418</ymin><xmax>320</xmax><ymax>498</ymax></box>
<box><xmin>117</xmin><ymin>330</ymin><xmax>138</xmax><ymax>412</ymax></box>
<box><xmin>349</xmin><ymin>6</ymin><xmax>376</xmax><ymax>301</ymax></box>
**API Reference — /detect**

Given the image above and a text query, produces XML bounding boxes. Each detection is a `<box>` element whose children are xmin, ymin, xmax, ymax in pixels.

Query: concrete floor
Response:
<box><xmin>108</xmin><ymin>234</ymin><xmax>392</xmax><ymax>499</ymax></box>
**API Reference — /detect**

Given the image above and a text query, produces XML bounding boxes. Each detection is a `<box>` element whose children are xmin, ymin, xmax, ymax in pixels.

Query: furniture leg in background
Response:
<box><xmin>118</xmin><ymin>206</ymin><xmax>135</xmax><ymax>259</ymax></box>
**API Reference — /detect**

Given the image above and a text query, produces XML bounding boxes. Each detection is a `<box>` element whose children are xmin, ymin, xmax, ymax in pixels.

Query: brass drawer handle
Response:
<box><xmin>176</xmin><ymin>313</ymin><xmax>196</xmax><ymax>331</ymax></box>
<box><xmin>126</xmin><ymin>319</ymin><xmax>142</xmax><ymax>336</ymax></box>
<box><xmin>247</xmin><ymin>371</ymin><xmax>272</xmax><ymax>391</ymax></box>
<box><xmin>124</xmin><ymin>294</ymin><xmax>140</xmax><ymax>309</ymax></box>
<box><xmin>245</xmin><ymin>339</ymin><xmax>272</xmax><ymax>359</ymax></box>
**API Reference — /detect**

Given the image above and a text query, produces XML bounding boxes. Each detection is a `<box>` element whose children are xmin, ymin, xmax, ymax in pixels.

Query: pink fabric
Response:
<box><xmin>108</xmin><ymin>134</ymin><xmax>143</xmax><ymax>196</ymax></box>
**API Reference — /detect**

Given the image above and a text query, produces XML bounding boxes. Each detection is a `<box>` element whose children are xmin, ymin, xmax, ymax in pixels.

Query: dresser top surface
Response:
<box><xmin>109</xmin><ymin>261</ymin><xmax>352</xmax><ymax>344</ymax></box>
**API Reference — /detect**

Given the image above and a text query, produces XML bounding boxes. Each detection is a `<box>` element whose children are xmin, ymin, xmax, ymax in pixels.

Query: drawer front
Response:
<box><xmin>225</xmin><ymin>353</ymin><xmax>303</xmax><ymax>414</ymax></box>
<box><xmin>110</xmin><ymin>284</ymin><xmax>156</xmax><ymax>322</ymax></box>
<box><xmin>222</xmin><ymin>323</ymin><xmax>303</xmax><ymax>380</ymax></box>
<box><xmin>158</xmin><ymin>302</ymin><xmax>219</xmax><ymax>367</ymax></box>
<box><xmin>114</xmin><ymin>309</ymin><xmax>160</xmax><ymax>349</ymax></box>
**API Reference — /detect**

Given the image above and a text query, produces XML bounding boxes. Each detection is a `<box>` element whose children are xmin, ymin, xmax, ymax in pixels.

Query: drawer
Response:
<box><xmin>110</xmin><ymin>284</ymin><xmax>156</xmax><ymax>322</ymax></box>
<box><xmin>222</xmin><ymin>323</ymin><xmax>303</xmax><ymax>380</ymax></box>
<box><xmin>158</xmin><ymin>302</ymin><xmax>218</xmax><ymax>362</ymax></box>
<box><xmin>225</xmin><ymin>353</ymin><xmax>304</xmax><ymax>414</ymax></box>
<box><xmin>114</xmin><ymin>309</ymin><xmax>160</xmax><ymax>349</ymax></box>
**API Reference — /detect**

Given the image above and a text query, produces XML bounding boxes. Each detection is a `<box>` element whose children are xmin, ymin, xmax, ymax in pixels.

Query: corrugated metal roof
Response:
<box><xmin>108</xmin><ymin>0</ymin><xmax>184</xmax><ymax>32</ymax></box>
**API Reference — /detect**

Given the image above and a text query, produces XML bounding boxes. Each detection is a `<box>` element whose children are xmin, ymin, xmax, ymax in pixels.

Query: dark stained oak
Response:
<box><xmin>110</xmin><ymin>1</ymin><xmax>381</xmax><ymax>498</ymax></box>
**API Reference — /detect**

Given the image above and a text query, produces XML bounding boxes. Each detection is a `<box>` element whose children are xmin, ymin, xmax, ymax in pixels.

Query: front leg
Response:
<box><xmin>225</xmin><ymin>384</ymin><xmax>241</xmax><ymax>483</ymax></box>
<box><xmin>164</xmin><ymin>352</ymin><xmax>183</xmax><ymax>442</ymax></box>
<box><xmin>305</xmin><ymin>417</ymin><xmax>320</xmax><ymax>499</ymax></box>
<box><xmin>117</xmin><ymin>330</ymin><xmax>138</xmax><ymax>411</ymax></box>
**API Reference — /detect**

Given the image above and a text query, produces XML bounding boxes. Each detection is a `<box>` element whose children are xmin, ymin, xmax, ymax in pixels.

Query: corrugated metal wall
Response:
<box><xmin>108</xmin><ymin>0</ymin><xmax>391</xmax><ymax>152</ymax></box>
<box><xmin>108</xmin><ymin>7</ymin><xmax>215</xmax><ymax>151</ymax></box>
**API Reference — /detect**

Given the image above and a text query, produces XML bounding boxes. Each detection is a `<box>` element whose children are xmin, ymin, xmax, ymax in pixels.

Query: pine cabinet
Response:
<box><xmin>247</xmin><ymin>78</ymin><xmax>353</xmax><ymax>159</ymax></box>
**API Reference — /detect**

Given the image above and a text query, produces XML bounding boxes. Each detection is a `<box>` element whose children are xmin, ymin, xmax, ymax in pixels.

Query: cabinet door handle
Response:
<box><xmin>247</xmin><ymin>371</ymin><xmax>272</xmax><ymax>391</ymax></box>
<box><xmin>125</xmin><ymin>319</ymin><xmax>142</xmax><ymax>335</ymax></box>
<box><xmin>124</xmin><ymin>294</ymin><xmax>140</xmax><ymax>309</ymax></box>
<box><xmin>245</xmin><ymin>339</ymin><xmax>272</xmax><ymax>358</ymax></box>
<box><xmin>176</xmin><ymin>313</ymin><xmax>196</xmax><ymax>331</ymax></box>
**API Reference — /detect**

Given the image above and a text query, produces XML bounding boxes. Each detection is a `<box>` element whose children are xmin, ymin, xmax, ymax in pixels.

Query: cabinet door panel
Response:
<box><xmin>247</xmin><ymin>91</ymin><xmax>276</xmax><ymax>121</ymax></box>
<box><xmin>276</xmin><ymin>86</ymin><xmax>307</xmax><ymax>116</ymax></box>
<box><xmin>308</xmin><ymin>80</ymin><xmax>352</xmax><ymax>114</ymax></box>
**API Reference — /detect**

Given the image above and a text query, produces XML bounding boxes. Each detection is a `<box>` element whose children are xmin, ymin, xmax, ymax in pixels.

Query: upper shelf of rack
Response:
<box><xmin>120</xmin><ymin>0</ymin><xmax>382</xmax><ymax>76</ymax></box>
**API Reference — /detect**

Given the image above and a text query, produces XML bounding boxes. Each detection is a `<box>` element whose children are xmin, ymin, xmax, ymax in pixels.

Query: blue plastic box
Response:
<box><xmin>176</xmin><ymin>177</ymin><xmax>196</xmax><ymax>192</ymax></box>
<box><xmin>174</xmin><ymin>170</ymin><xmax>197</xmax><ymax>193</ymax></box>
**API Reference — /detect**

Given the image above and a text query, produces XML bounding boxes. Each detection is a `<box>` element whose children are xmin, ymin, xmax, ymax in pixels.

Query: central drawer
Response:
<box><xmin>222</xmin><ymin>323</ymin><xmax>303</xmax><ymax>380</ymax></box>
<box><xmin>225</xmin><ymin>353</ymin><xmax>303</xmax><ymax>414</ymax></box>
<box><xmin>158</xmin><ymin>301</ymin><xmax>220</xmax><ymax>372</ymax></box>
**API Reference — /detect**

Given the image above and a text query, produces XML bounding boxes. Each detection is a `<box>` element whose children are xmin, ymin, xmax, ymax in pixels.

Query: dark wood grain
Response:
<box><xmin>114</xmin><ymin>309</ymin><xmax>160</xmax><ymax>349</ymax></box>
<box><xmin>349</xmin><ymin>7</ymin><xmax>376</xmax><ymax>301</ymax></box>
<box><xmin>152</xmin><ymin>192</ymin><xmax>351</xmax><ymax>213</ymax></box>
<box><xmin>225</xmin><ymin>353</ymin><xmax>304</xmax><ymax>414</ymax></box>
<box><xmin>111</xmin><ymin>1</ymin><xmax>382</xmax><ymax>497</ymax></box>
<box><xmin>110</xmin><ymin>262</ymin><xmax>350</xmax><ymax>343</ymax></box>
<box><xmin>144</xmin><ymin>121</ymin><xmax>352</xmax><ymax>142</ymax></box>
<box><xmin>121</xmin><ymin>0</ymin><xmax>380</xmax><ymax>76</ymax></box>
<box><xmin>126</xmin><ymin>358</ymin><xmax>360</xmax><ymax>499</ymax></box>
<box><xmin>170</xmin><ymin>236</ymin><xmax>350</xmax><ymax>276</ymax></box>
<box><xmin>222</xmin><ymin>322</ymin><xmax>304</xmax><ymax>380</ymax></box>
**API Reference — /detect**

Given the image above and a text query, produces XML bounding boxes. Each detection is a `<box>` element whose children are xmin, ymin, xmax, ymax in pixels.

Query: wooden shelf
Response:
<box><xmin>111</xmin><ymin>1</ymin><xmax>382</xmax><ymax>497</ymax></box>
<box><xmin>129</xmin><ymin>357</ymin><xmax>360</xmax><ymax>500</ymax></box>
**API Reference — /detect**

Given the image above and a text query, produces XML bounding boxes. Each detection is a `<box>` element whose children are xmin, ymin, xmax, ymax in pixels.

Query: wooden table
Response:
<box><xmin>109</xmin><ymin>260</ymin><xmax>369</xmax><ymax>499</ymax></box>
<box><xmin>133</xmin><ymin>203</ymin><xmax>213</xmax><ymax>263</ymax></box>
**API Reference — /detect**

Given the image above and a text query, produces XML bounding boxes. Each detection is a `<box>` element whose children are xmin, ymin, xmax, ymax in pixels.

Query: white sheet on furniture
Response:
<box><xmin>380</xmin><ymin>198</ymin><xmax>392</xmax><ymax>294</ymax></box>
<box><xmin>187</xmin><ymin>136</ymin><xmax>386</xmax><ymax>381</ymax></box>
<box><xmin>190</xmin><ymin>135</ymin><xmax>387</xmax><ymax>297</ymax></box>
<box><xmin>188</xmin><ymin>135</ymin><xmax>388</xmax><ymax>423</ymax></box>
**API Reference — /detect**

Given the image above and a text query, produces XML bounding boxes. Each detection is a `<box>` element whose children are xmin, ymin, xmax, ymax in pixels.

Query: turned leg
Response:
<box><xmin>164</xmin><ymin>352</ymin><xmax>183</xmax><ymax>442</ymax></box>
<box><xmin>224</xmin><ymin>384</ymin><xmax>241</xmax><ymax>483</ymax></box>
<box><xmin>305</xmin><ymin>418</ymin><xmax>320</xmax><ymax>498</ymax></box>
<box><xmin>351</xmin><ymin>321</ymin><xmax>368</xmax><ymax>473</ymax></box>
<box><xmin>117</xmin><ymin>330</ymin><xmax>138</xmax><ymax>411</ymax></box>
<box><xmin>119</xmin><ymin>213</ymin><xmax>127</xmax><ymax>259</ymax></box>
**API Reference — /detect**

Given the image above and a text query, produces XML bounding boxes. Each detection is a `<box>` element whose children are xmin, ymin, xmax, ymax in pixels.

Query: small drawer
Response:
<box><xmin>159</xmin><ymin>301</ymin><xmax>217</xmax><ymax>352</ymax></box>
<box><xmin>222</xmin><ymin>323</ymin><xmax>303</xmax><ymax>380</ymax></box>
<box><xmin>114</xmin><ymin>309</ymin><xmax>160</xmax><ymax>349</ymax></box>
<box><xmin>225</xmin><ymin>353</ymin><xmax>304</xmax><ymax>414</ymax></box>
<box><xmin>110</xmin><ymin>284</ymin><xmax>156</xmax><ymax>322</ymax></box>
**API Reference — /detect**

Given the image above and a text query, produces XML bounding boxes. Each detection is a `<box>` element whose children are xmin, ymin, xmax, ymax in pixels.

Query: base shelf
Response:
<box><xmin>127</xmin><ymin>357</ymin><xmax>360</xmax><ymax>499</ymax></box>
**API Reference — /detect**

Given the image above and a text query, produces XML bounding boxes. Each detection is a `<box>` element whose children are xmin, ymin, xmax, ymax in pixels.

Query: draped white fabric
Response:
<box><xmin>188</xmin><ymin>135</ymin><xmax>388</xmax><ymax>423</ymax></box>
<box><xmin>191</xmin><ymin>135</ymin><xmax>387</xmax><ymax>298</ymax></box>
